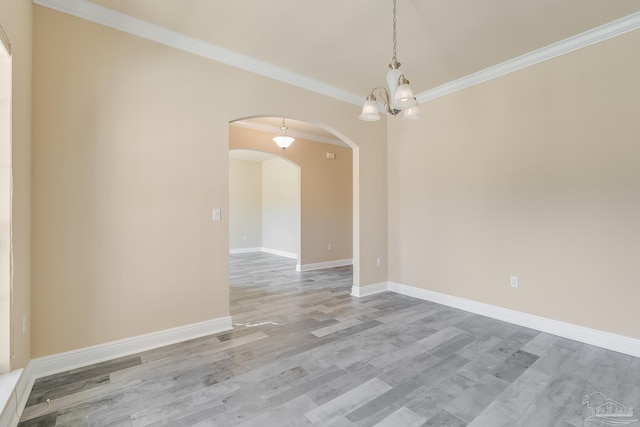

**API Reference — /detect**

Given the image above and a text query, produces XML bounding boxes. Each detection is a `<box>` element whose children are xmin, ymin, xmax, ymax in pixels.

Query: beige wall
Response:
<box><xmin>389</xmin><ymin>29</ymin><xmax>640</xmax><ymax>339</ymax></box>
<box><xmin>262</xmin><ymin>157</ymin><xmax>300</xmax><ymax>256</ymax></box>
<box><xmin>229</xmin><ymin>158</ymin><xmax>262</xmax><ymax>250</ymax></box>
<box><xmin>229</xmin><ymin>126</ymin><xmax>352</xmax><ymax>266</ymax></box>
<box><xmin>32</xmin><ymin>7</ymin><xmax>386</xmax><ymax>357</ymax></box>
<box><xmin>12</xmin><ymin>0</ymin><xmax>637</xmax><ymax>363</ymax></box>
<box><xmin>0</xmin><ymin>0</ymin><xmax>32</xmax><ymax>370</ymax></box>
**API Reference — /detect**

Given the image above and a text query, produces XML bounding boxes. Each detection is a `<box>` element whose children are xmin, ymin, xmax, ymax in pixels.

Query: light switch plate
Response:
<box><xmin>510</xmin><ymin>276</ymin><xmax>519</xmax><ymax>288</ymax></box>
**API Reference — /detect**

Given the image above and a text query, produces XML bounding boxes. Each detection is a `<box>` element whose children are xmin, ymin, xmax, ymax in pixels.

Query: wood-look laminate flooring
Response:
<box><xmin>18</xmin><ymin>253</ymin><xmax>640</xmax><ymax>426</ymax></box>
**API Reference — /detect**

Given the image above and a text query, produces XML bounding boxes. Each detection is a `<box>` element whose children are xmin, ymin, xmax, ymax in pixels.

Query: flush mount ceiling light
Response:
<box><xmin>273</xmin><ymin>117</ymin><xmax>295</xmax><ymax>150</ymax></box>
<box><xmin>359</xmin><ymin>0</ymin><xmax>423</xmax><ymax>122</ymax></box>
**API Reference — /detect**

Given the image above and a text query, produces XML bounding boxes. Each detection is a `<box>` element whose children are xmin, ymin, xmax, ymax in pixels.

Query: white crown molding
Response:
<box><xmin>296</xmin><ymin>258</ymin><xmax>352</xmax><ymax>272</ymax></box>
<box><xmin>417</xmin><ymin>11</ymin><xmax>640</xmax><ymax>103</ymax></box>
<box><xmin>386</xmin><ymin>282</ymin><xmax>640</xmax><ymax>358</ymax></box>
<box><xmin>34</xmin><ymin>0</ymin><xmax>640</xmax><ymax>108</ymax></box>
<box><xmin>231</xmin><ymin>121</ymin><xmax>347</xmax><ymax>147</ymax></box>
<box><xmin>32</xmin><ymin>0</ymin><xmax>363</xmax><ymax>107</ymax></box>
<box><xmin>30</xmin><ymin>316</ymin><xmax>232</xmax><ymax>379</ymax></box>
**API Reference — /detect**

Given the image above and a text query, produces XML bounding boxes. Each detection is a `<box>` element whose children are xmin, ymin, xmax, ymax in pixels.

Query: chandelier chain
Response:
<box><xmin>392</xmin><ymin>0</ymin><xmax>397</xmax><ymax>62</ymax></box>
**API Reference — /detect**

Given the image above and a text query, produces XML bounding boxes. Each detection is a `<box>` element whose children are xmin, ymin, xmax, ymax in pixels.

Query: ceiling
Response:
<box><xmin>229</xmin><ymin>149</ymin><xmax>276</xmax><ymax>163</ymax></box>
<box><xmin>51</xmin><ymin>0</ymin><xmax>640</xmax><ymax>137</ymax></box>
<box><xmin>82</xmin><ymin>0</ymin><xmax>640</xmax><ymax>96</ymax></box>
<box><xmin>230</xmin><ymin>117</ymin><xmax>346</xmax><ymax>147</ymax></box>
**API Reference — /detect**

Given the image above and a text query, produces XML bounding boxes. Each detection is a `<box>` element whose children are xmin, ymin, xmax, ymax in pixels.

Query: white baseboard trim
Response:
<box><xmin>351</xmin><ymin>282</ymin><xmax>389</xmax><ymax>298</ymax></box>
<box><xmin>387</xmin><ymin>281</ymin><xmax>640</xmax><ymax>358</ymax></box>
<box><xmin>0</xmin><ymin>369</ymin><xmax>22</xmax><ymax>427</ymax></box>
<box><xmin>0</xmin><ymin>364</ymin><xmax>34</xmax><ymax>427</ymax></box>
<box><xmin>229</xmin><ymin>247</ymin><xmax>297</xmax><ymax>260</ymax></box>
<box><xmin>261</xmin><ymin>247</ymin><xmax>297</xmax><ymax>260</ymax></box>
<box><xmin>229</xmin><ymin>247</ymin><xmax>262</xmax><ymax>254</ymax></box>
<box><xmin>31</xmin><ymin>316</ymin><xmax>232</xmax><ymax>379</ymax></box>
<box><xmin>296</xmin><ymin>258</ymin><xmax>352</xmax><ymax>272</ymax></box>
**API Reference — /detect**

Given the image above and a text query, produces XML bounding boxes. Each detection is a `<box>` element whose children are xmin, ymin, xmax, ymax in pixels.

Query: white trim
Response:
<box><xmin>33</xmin><ymin>0</ymin><xmax>640</xmax><ymax>108</ymax></box>
<box><xmin>387</xmin><ymin>282</ymin><xmax>640</xmax><ymax>358</ymax></box>
<box><xmin>229</xmin><ymin>247</ymin><xmax>297</xmax><ymax>259</ymax></box>
<box><xmin>0</xmin><ymin>364</ymin><xmax>33</xmax><ymax>427</ymax></box>
<box><xmin>350</xmin><ymin>282</ymin><xmax>389</xmax><ymax>298</ymax></box>
<box><xmin>261</xmin><ymin>248</ymin><xmax>297</xmax><ymax>260</ymax></box>
<box><xmin>32</xmin><ymin>0</ymin><xmax>362</xmax><ymax>106</ymax></box>
<box><xmin>416</xmin><ymin>11</ymin><xmax>640</xmax><ymax>103</ymax></box>
<box><xmin>296</xmin><ymin>258</ymin><xmax>352</xmax><ymax>272</ymax></box>
<box><xmin>229</xmin><ymin>247</ymin><xmax>262</xmax><ymax>254</ymax></box>
<box><xmin>30</xmin><ymin>316</ymin><xmax>232</xmax><ymax>379</ymax></box>
<box><xmin>13</xmin><ymin>364</ymin><xmax>33</xmax><ymax>427</ymax></box>
<box><xmin>0</xmin><ymin>369</ymin><xmax>21</xmax><ymax>427</ymax></box>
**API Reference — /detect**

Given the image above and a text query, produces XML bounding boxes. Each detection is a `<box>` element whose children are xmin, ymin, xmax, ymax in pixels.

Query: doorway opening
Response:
<box><xmin>229</xmin><ymin>149</ymin><xmax>301</xmax><ymax>265</ymax></box>
<box><xmin>228</xmin><ymin>116</ymin><xmax>359</xmax><ymax>285</ymax></box>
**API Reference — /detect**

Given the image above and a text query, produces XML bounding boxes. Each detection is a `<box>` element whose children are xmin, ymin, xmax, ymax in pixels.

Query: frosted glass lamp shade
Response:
<box><xmin>402</xmin><ymin>104</ymin><xmax>423</xmax><ymax>120</ymax></box>
<box><xmin>273</xmin><ymin>135</ymin><xmax>295</xmax><ymax>149</ymax></box>
<box><xmin>273</xmin><ymin>117</ymin><xmax>295</xmax><ymax>149</ymax></box>
<box><xmin>394</xmin><ymin>81</ymin><xmax>416</xmax><ymax>108</ymax></box>
<box><xmin>359</xmin><ymin>98</ymin><xmax>381</xmax><ymax>121</ymax></box>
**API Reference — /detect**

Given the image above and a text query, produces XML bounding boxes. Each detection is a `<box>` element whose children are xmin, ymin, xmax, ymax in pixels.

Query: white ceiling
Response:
<box><xmin>80</xmin><ymin>0</ymin><xmax>640</xmax><ymax>96</ymax></box>
<box><xmin>229</xmin><ymin>149</ymin><xmax>276</xmax><ymax>163</ymax></box>
<box><xmin>39</xmin><ymin>0</ymin><xmax>640</xmax><ymax>139</ymax></box>
<box><xmin>230</xmin><ymin>117</ymin><xmax>346</xmax><ymax>147</ymax></box>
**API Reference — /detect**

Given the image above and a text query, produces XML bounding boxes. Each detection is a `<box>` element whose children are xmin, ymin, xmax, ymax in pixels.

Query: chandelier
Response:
<box><xmin>273</xmin><ymin>117</ymin><xmax>295</xmax><ymax>150</ymax></box>
<box><xmin>359</xmin><ymin>0</ymin><xmax>422</xmax><ymax>121</ymax></box>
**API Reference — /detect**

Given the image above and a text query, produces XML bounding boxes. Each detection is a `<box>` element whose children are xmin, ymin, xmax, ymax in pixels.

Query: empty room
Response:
<box><xmin>1</xmin><ymin>1</ymin><xmax>640</xmax><ymax>426</ymax></box>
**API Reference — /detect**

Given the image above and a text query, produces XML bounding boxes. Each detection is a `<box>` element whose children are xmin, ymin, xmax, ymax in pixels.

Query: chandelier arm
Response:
<box><xmin>369</xmin><ymin>87</ymin><xmax>401</xmax><ymax>116</ymax></box>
